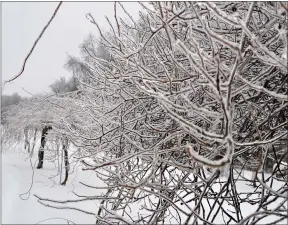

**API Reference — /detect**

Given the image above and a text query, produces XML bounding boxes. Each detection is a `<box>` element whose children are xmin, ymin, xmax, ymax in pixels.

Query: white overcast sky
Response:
<box><xmin>1</xmin><ymin>2</ymin><xmax>143</xmax><ymax>97</ymax></box>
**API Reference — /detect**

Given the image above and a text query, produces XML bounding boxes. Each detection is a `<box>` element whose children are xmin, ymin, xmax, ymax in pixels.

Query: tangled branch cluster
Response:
<box><xmin>3</xmin><ymin>2</ymin><xmax>287</xmax><ymax>224</ymax></box>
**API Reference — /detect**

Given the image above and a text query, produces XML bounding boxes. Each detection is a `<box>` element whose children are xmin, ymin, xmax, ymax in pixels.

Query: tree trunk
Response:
<box><xmin>36</xmin><ymin>126</ymin><xmax>52</xmax><ymax>169</ymax></box>
<box><xmin>30</xmin><ymin>128</ymin><xmax>37</xmax><ymax>157</ymax></box>
<box><xmin>24</xmin><ymin>127</ymin><xmax>30</xmax><ymax>153</ymax></box>
<box><xmin>61</xmin><ymin>137</ymin><xmax>70</xmax><ymax>185</ymax></box>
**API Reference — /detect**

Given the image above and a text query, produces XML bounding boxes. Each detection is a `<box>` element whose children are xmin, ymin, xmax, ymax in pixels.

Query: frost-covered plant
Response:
<box><xmin>4</xmin><ymin>2</ymin><xmax>288</xmax><ymax>224</ymax></box>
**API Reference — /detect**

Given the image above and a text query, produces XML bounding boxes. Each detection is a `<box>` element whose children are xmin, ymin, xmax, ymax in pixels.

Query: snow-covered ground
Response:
<box><xmin>2</xmin><ymin>148</ymin><xmax>104</xmax><ymax>224</ymax></box>
<box><xmin>2</xmin><ymin>146</ymin><xmax>287</xmax><ymax>224</ymax></box>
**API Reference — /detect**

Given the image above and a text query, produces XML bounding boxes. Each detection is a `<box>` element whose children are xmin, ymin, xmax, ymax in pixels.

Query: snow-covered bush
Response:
<box><xmin>3</xmin><ymin>2</ymin><xmax>287</xmax><ymax>224</ymax></box>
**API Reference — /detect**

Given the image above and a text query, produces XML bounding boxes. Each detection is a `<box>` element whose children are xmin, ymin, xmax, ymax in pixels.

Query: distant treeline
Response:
<box><xmin>1</xmin><ymin>75</ymin><xmax>78</xmax><ymax>125</ymax></box>
<box><xmin>1</xmin><ymin>93</ymin><xmax>24</xmax><ymax>109</ymax></box>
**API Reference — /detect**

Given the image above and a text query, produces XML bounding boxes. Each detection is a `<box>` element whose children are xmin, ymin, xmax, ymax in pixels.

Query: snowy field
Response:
<box><xmin>2</xmin><ymin>148</ymin><xmax>102</xmax><ymax>224</ymax></box>
<box><xmin>2</xmin><ymin>146</ymin><xmax>288</xmax><ymax>224</ymax></box>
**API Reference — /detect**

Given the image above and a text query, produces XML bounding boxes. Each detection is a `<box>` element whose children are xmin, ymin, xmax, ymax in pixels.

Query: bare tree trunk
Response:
<box><xmin>55</xmin><ymin>137</ymin><xmax>61</xmax><ymax>183</ymax></box>
<box><xmin>60</xmin><ymin>141</ymin><xmax>63</xmax><ymax>184</ymax></box>
<box><xmin>24</xmin><ymin>127</ymin><xmax>30</xmax><ymax>153</ymax></box>
<box><xmin>30</xmin><ymin>128</ymin><xmax>37</xmax><ymax>157</ymax></box>
<box><xmin>61</xmin><ymin>137</ymin><xmax>69</xmax><ymax>185</ymax></box>
<box><xmin>36</xmin><ymin>126</ymin><xmax>52</xmax><ymax>169</ymax></box>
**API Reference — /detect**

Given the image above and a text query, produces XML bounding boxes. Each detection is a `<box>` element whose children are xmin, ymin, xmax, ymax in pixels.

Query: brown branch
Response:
<box><xmin>280</xmin><ymin>2</ymin><xmax>288</xmax><ymax>11</ymax></box>
<box><xmin>3</xmin><ymin>2</ymin><xmax>63</xmax><ymax>87</ymax></box>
